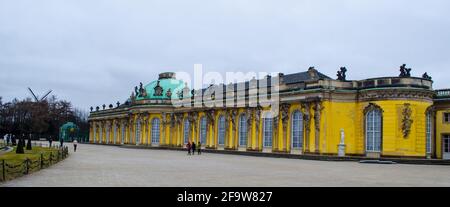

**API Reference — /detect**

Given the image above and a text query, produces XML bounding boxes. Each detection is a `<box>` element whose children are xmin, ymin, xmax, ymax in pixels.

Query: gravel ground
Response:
<box><xmin>1</xmin><ymin>143</ymin><xmax>450</xmax><ymax>187</ymax></box>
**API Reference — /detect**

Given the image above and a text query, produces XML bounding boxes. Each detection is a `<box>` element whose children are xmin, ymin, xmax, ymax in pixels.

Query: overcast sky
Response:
<box><xmin>1</xmin><ymin>0</ymin><xmax>449</xmax><ymax>110</ymax></box>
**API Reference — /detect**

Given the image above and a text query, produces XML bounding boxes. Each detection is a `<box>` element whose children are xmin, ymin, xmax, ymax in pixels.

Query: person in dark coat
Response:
<box><xmin>186</xmin><ymin>141</ymin><xmax>191</xmax><ymax>155</ymax></box>
<box><xmin>191</xmin><ymin>142</ymin><xmax>196</xmax><ymax>155</ymax></box>
<box><xmin>48</xmin><ymin>137</ymin><xmax>53</xmax><ymax>148</ymax></box>
<box><xmin>197</xmin><ymin>141</ymin><xmax>202</xmax><ymax>155</ymax></box>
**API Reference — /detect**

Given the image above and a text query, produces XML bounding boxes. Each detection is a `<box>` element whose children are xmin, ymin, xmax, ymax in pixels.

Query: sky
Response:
<box><xmin>1</xmin><ymin>0</ymin><xmax>449</xmax><ymax>110</ymax></box>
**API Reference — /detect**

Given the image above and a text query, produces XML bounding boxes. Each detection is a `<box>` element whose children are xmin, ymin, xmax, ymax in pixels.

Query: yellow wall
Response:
<box><xmin>436</xmin><ymin>110</ymin><xmax>450</xmax><ymax>158</ymax></box>
<box><xmin>88</xmin><ymin>98</ymin><xmax>433</xmax><ymax>158</ymax></box>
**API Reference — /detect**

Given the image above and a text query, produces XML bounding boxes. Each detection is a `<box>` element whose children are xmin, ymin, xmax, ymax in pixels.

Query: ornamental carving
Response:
<box><xmin>206</xmin><ymin>110</ymin><xmax>215</xmax><ymax>127</ymax></box>
<box><xmin>281</xmin><ymin>103</ymin><xmax>291</xmax><ymax>131</ymax></box>
<box><xmin>247</xmin><ymin>108</ymin><xmax>254</xmax><ymax>128</ymax></box>
<box><xmin>154</xmin><ymin>81</ymin><xmax>163</xmax><ymax>96</ymax></box>
<box><xmin>313</xmin><ymin>102</ymin><xmax>323</xmax><ymax>131</ymax></box>
<box><xmin>228</xmin><ymin>109</ymin><xmax>238</xmax><ymax>131</ymax></box>
<box><xmin>359</xmin><ymin>89</ymin><xmax>434</xmax><ymax>101</ymax></box>
<box><xmin>401</xmin><ymin>103</ymin><xmax>413</xmax><ymax>138</ymax></box>
<box><xmin>255</xmin><ymin>106</ymin><xmax>263</xmax><ymax>132</ymax></box>
<box><xmin>363</xmin><ymin>103</ymin><xmax>383</xmax><ymax>115</ymax></box>
<box><xmin>166</xmin><ymin>88</ymin><xmax>172</xmax><ymax>98</ymax></box>
<box><xmin>188</xmin><ymin>112</ymin><xmax>198</xmax><ymax>132</ymax></box>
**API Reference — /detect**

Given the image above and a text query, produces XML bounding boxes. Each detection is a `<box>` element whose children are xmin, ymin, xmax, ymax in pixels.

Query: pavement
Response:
<box><xmin>1</xmin><ymin>143</ymin><xmax>450</xmax><ymax>187</ymax></box>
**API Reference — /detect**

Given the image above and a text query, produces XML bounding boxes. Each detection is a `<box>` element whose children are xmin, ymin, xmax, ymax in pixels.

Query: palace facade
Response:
<box><xmin>88</xmin><ymin>66</ymin><xmax>450</xmax><ymax>159</ymax></box>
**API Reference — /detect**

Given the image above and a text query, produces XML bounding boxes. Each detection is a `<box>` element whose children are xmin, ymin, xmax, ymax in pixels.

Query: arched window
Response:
<box><xmin>291</xmin><ymin>110</ymin><xmax>303</xmax><ymax>149</ymax></box>
<box><xmin>106</xmin><ymin>125</ymin><xmax>110</xmax><ymax>144</ymax></box>
<box><xmin>218</xmin><ymin>115</ymin><xmax>226</xmax><ymax>145</ymax></box>
<box><xmin>113</xmin><ymin>124</ymin><xmax>117</xmax><ymax>144</ymax></box>
<box><xmin>239</xmin><ymin>114</ymin><xmax>248</xmax><ymax>146</ymax></box>
<box><xmin>426</xmin><ymin>112</ymin><xmax>432</xmax><ymax>154</ymax></box>
<box><xmin>200</xmin><ymin>117</ymin><xmax>207</xmax><ymax>144</ymax></box>
<box><xmin>99</xmin><ymin>125</ymin><xmax>103</xmax><ymax>143</ymax></box>
<box><xmin>263</xmin><ymin>115</ymin><xmax>273</xmax><ymax>148</ymax></box>
<box><xmin>366</xmin><ymin>109</ymin><xmax>382</xmax><ymax>152</ymax></box>
<box><xmin>135</xmin><ymin>120</ymin><xmax>141</xmax><ymax>145</ymax></box>
<box><xmin>184</xmin><ymin>119</ymin><xmax>190</xmax><ymax>144</ymax></box>
<box><xmin>121</xmin><ymin>124</ymin><xmax>125</xmax><ymax>144</ymax></box>
<box><xmin>93</xmin><ymin>124</ymin><xmax>97</xmax><ymax>143</ymax></box>
<box><xmin>151</xmin><ymin>118</ymin><xmax>161</xmax><ymax>144</ymax></box>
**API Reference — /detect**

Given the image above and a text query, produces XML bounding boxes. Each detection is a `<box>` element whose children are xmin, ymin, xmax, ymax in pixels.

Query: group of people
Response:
<box><xmin>186</xmin><ymin>141</ymin><xmax>202</xmax><ymax>155</ymax></box>
<box><xmin>48</xmin><ymin>138</ymin><xmax>78</xmax><ymax>152</ymax></box>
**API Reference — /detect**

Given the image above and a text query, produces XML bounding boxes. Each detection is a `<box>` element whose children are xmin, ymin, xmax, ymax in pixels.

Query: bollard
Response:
<box><xmin>2</xmin><ymin>160</ymin><xmax>5</xmax><ymax>181</ymax></box>
<box><xmin>40</xmin><ymin>154</ymin><xmax>43</xmax><ymax>169</ymax></box>
<box><xmin>25</xmin><ymin>159</ymin><xmax>29</xmax><ymax>175</ymax></box>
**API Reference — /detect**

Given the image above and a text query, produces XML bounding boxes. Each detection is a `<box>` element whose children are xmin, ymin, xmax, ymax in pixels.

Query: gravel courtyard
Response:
<box><xmin>1</xmin><ymin>144</ymin><xmax>450</xmax><ymax>187</ymax></box>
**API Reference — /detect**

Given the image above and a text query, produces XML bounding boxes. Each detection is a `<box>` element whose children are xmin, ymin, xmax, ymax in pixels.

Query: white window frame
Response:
<box><xmin>218</xmin><ymin>115</ymin><xmax>225</xmax><ymax>145</ymax></box>
<box><xmin>200</xmin><ymin>117</ymin><xmax>207</xmax><ymax>145</ymax></box>
<box><xmin>365</xmin><ymin>109</ymin><xmax>382</xmax><ymax>152</ymax></box>
<box><xmin>151</xmin><ymin>118</ymin><xmax>160</xmax><ymax>144</ymax></box>
<box><xmin>263</xmin><ymin>117</ymin><xmax>273</xmax><ymax>148</ymax></box>
<box><xmin>291</xmin><ymin>110</ymin><xmax>303</xmax><ymax>149</ymax></box>
<box><xmin>426</xmin><ymin>112</ymin><xmax>432</xmax><ymax>154</ymax></box>
<box><xmin>121</xmin><ymin>124</ymin><xmax>125</xmax><ymax>144</ymax></box>
<box><xmin>135</xmin><ymin>121</ymin><xmax>141</xmax><ymax>145</ymax></box>
<box><xmin>239</xmin><ymin>114</ymin><xmax>247</xmax><ymax>147</ymax></box>
<box><xmin>184</xmin><ymin>119</ymin><xmax>190</xmax><ymax>144</ymax></box>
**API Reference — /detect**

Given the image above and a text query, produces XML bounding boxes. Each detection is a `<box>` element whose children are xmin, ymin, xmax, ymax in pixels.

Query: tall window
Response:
<box><xmin>239</xmin><ymin>114</ymin><xmax>248</xmax><ymax>146</ymax></box>
<box><xmin>426</xmin><ymin>112</ymin><xmax>432</xmax><ymax>154</ymax></box>
<box><xmin>291</xmin><ymin>111</ymin><xmax>304</xmax><ymax>149</ymax></box>
<box><xmin>99</xmin><ymin>126</ymin><xmax>103</xmax><ymax>143</ymax></box>
<box><xmin>113</xmin><ymin>124</ymin><xmax>117</xmax><ymax>144</ymax></box>
<box><xmin>184</xmin><ymin>119</ymin><xmax>190</xmax><ymax>144</ymax></box>
<box><xmin>366</xmin><ymin>109</ymin><xmax>382</xmax><ymax>152</ymax></box>
<box><xmin>200</xmin><ymin>117</ymin><xmax>207</xmax><ymax>144</ymax></box>
<box><xmin>106</xmin><ymin>126</ymin><xmax>110</xmax><ymax>144</ymax></box>
<box><xmin>444</xmin><ymin>135</ymin><xmax>450</xmax><ymax>154</ymax></box>
<box><xmin>263</xmin><ymin>117</ymin><xmax>273</xmax><ymax>147</ymax></box>
<box><xmin>218</xmin><ymin>115</ymin><xmax>225</xmax><ymax>145</ymax></box>
<box><xmin>444</xmin><ymin>113</ymin><xmax>450</xmax><ymax>123</ymax></box>
<box><xmin>151</xmin><ymin>118</ymin><xmax>161</xmax><ymax>144</ymax></box>
<box><xmin>135</xmin><ymin>121</ymin><xmax>141</xmax><ymax>145</ymax></box>
<box><xmin>121</xmin><ymin>124</ymin><xmax>125</xmax><ymax>144</ymax></box>
<box><xmin>93</xmin><ymin>125</ymin><xmax>97</xmax><ymax>143</ymax></box>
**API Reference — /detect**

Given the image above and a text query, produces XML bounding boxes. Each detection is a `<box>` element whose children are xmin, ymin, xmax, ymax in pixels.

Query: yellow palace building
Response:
<box><xmin>88</xmin><ymin>66</ymin><xmax>450</xmax><ymax>159</ymax></box>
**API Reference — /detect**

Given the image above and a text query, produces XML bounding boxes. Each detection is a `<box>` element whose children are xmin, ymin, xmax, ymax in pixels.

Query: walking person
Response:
<box><xmin>186</xmin><ymin>141</ymin><xmax>191</xmax><ymax>155</ymax></box>
<box><xmin>73</xmin><ymin>139</ymin><xmax>78</xmax><ymax>152</ymax></box>
<box><xmin>197</xmin><ymin>141</ymin><xmax>202</xmax><ymax>155</ymax></box>
<box><xmin>48</xmin><ymin>137</ymin><xmax>52</xmax><ymax>148</ymax></box>
<box><xmin>191</xmin><ymin>141</ymin><xmax>196</xmax><ymax>155</ymax></box>
<box><xmin>60</xmin><ymin>138</ymin><xmax>64</xmax><ymax>148</ymax></box>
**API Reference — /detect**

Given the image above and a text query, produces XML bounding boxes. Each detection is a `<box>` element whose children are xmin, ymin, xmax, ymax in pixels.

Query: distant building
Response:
<box><xmin>59</xmin><ymin>122</ymin><xmax>79</xmax><ymax>142</ymax></box>
<box><xmin>88</xmin><ymin>67</ymin><xmax>450</xmax><ymax>159</ymax></box>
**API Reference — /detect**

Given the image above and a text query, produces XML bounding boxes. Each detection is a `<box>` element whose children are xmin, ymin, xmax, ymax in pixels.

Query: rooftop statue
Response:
<box><xmin>337</xmin><ymin>67</ymin><xmax>347</xmax><ymax>81</ymax></box>
<box><xmin>422</xmin><ymin>72</ymin><xmax>432</xmax><ymax>80</ymax></box>
<box><xmin>399</xmin><ymin>64</ymin><xmax>412</xmax><ymax>77</ymax></box>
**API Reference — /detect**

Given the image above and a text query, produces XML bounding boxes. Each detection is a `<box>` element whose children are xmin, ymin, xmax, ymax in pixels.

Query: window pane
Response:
<box><xmin>152</xmin><ymin>118</ymin><xmax>160</xmax><ymax>144</ymax></box>
<box><xmin>239</xmin><ymin>115</ymin><xmax>247</xmax><ymax>146</ymax></box>
<box><xmin>200</xmin><ymin>117</ymin><xmax>207</xmax><ymax>144</ymax></box>
<box><xmin>184</xmin><ymin>119</ymin><xmax>189</xmax><ymax>144</ymax></box>
<box><xmin>218</xmin><ymin>116</ymin><xmax>225</xmax><ymax>145</ymax></box>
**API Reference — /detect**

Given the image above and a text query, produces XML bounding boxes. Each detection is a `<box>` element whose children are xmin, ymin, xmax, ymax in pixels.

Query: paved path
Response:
<box><xmin>2</xmin><ymin>144</ymin><xmax>450</xmax><ymax>187</ymax></box>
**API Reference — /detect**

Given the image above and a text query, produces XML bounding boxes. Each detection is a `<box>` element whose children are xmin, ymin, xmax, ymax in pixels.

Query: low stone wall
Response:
<box><xmin>116</xmin><ymin>144</ymin><xmax>450</xmax><ymax>166</ymax></box>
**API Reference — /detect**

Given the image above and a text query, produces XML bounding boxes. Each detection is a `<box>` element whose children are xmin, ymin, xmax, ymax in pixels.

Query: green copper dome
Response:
<box><xmin>136</xmin><ymin>72</ymin><xmax>189</xmax><ymax>100</ymax></box>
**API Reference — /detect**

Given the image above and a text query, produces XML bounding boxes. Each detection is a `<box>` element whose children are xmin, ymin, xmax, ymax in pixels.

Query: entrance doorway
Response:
<box><xmin>443</xmin><ymin>135</ymin><xmax>450</xmax><ymax>160</ymax></box>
